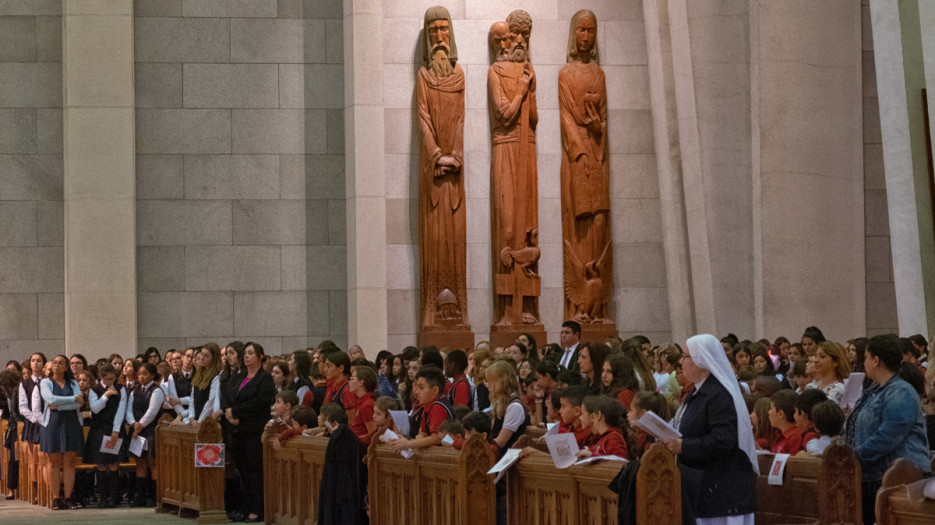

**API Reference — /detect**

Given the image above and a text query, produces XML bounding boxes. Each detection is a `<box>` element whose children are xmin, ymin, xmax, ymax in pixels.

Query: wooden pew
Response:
<box><xmin>367</xmin><ymin>430</ymin><xmax>497</xmax><ymax>525</ymax></box>
<box><xmin>876</xmin><ymin>458</ymin><xmax>935</xmax><ymax>525</ymax></box>
<box><xmin>506</xmin><ymin>442</ymin><xmax>680</xmax><ymax>525</ymax></box>
<box><xmin>755</xmin><ymin>440</ymin><xmax>862</xmax><ymax>525</ymax></box>
<box><xmin>0</xmin><ymin>419</ymin><xmax>7</xmax><ymax>491</ymax></box>
<box><xmin>155</xmin><ymin>414</ymin><xmax>226</xmax><ymax>524</ymax></box>
<box><xmin>261</xmin><ymin>428</ymin><xmax>329</xmax><ymax>525</ymax></box>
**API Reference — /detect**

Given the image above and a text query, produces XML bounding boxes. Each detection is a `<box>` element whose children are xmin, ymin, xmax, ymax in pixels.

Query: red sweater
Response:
<box><xmin>588</xmin><ymin>428</ymin><xmax>629</xmax><ymax>459</ymax></box>
<box><xmin>772</xmin><ymin>424</ymin><xmax>804</xmax><ymax>454</ymax></box>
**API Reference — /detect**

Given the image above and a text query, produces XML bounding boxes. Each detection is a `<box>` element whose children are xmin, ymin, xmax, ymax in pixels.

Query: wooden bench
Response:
<box><xmin>755</xmin><ymin>440</ymin><xmax>862</xmax><ymax>525</ymax></box>
<box><xmin>875</xmin><ymin>458</ymin><xmax>935</xmax><ymax>525</ymax></box>
<box><xmin>155</xmin><ymin>414</ymin><xmax>226</xmax><ymax>524</ymax></box>
<box><xmin>261</xmin><ymin>428</ymin><xmax>329</xmax><ymax>525</ymax></box>
<box><xmin>367</xmin><ymin>430</ymin><xmax>497</xmax><ymax>525</ymax></box>
<box><xmin>506</xmin><ymin>442</ymin><xmax>681</xmax><ymax>524</ymax></box>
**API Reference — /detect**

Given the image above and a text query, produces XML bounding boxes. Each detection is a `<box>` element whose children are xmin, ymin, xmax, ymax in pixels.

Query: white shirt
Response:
<box><xmin>560</xmin><ymin>342</ymin><xmax>579</xmax><ymax>368</ymax></box>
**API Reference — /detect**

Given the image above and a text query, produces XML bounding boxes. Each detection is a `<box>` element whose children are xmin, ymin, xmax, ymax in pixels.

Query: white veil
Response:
<box><xmin>686</xmin><ymin>334</ymin><xmax>759</xmax><ymax>474</ymax></box>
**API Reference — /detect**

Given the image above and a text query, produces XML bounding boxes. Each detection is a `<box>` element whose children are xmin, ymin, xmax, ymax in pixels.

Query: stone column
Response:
<box><xmin>62</xmin><ymin>0</ymin><xmax>136</xmax><ymax>357</ymax></box>
<box><xmin>869</xmin><ymin>0</ymin><xmax>935</xmax><ymax>336</ymax></box>
<box><xmin>344</xmin><ymin>0</ymin><xmax>388</xmax><ymax>352</ymax></box>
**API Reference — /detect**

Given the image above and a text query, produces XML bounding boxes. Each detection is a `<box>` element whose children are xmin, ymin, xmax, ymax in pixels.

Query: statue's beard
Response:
<box><xmin>509</xmin><ymin>43</ymin><xmax>527</xmax><ymax>63</ymax></box>
<box><xmin>431</xmin><ymin>44</ymin><xmax>452</xmax><ymax>77</ymax></box>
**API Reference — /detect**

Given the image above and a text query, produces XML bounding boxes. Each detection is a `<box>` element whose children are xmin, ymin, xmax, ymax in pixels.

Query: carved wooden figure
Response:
<box><xmin>559</xmin><ymin>10</ymin><xmax>617</xmax><ymax>338</ymax></box>
<box><xmin>488</xmin><ymin>10</ymin><xmax>545</xmax><ymax>347</ymax></box>
<box><xmin>417</xmin><ymin>6</ymin><xmax>474</xmax><ymax>349</ymax></box>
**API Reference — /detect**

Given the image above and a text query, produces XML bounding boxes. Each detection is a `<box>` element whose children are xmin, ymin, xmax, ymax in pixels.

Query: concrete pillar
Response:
<box><xmin>62</xmin><ymin>0</ymin><xmax>137</xmax><ymax>357</ymax></box>
<box><xmin>343</xmin><ymin>0</ymin><xmax>388</xmax><ymax>351</ymax></box>
<box><xmin>869</xmin><ymin>0</ymin><xmax>935</xmax><ymax>336</ymax></box>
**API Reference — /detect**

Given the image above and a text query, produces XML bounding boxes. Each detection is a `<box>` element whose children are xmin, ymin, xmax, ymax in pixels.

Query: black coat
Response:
<box><xmin>677</xmin><ymin>377</ymin><xmax>756</xmax><ymax>518</ymax></box>
<box><xmin>229</xmin><ymin>369</ymin><xmax>276</xmax><ymax>435</ymax></box>
<box><xmin>317</xmin><ymin>425</ymin><xmax>368</xmax><ymax>525</ymax></box>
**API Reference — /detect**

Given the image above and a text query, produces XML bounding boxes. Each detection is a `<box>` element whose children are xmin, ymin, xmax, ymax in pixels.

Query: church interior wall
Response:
<box><xmin>0</xmin><ymin>2</ymin><xmax>66</xmax><ymax>364</ymax></box>
<box><xmin>133</xmin><ymin>0</ymin><xmax>349</xmax><ymax>354</ymax></box>
<box><xmin>383</xmin><ymin>0</ymin><xmax>672</xmax><ymax>349</ymax></box>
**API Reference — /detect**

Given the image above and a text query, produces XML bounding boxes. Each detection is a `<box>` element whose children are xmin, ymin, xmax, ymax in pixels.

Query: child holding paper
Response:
<box><xmin>126</xmin><ymin>362</ymin><xmax>166</xmax><ymax>507</ymax></box>
<box><xmin>627</xmin><ymin>391</ymin><xmax>671</xmax><ymax>458</ymax></box>
<box><xmin>576</xmin><ymin>396</ymin><xmax>629</xmax><ymax>460</ymax></box>
<box><xmin>390</xmin><ymin>367</ymin><xmax>452</xmax><ymax>452</ymax></box>
<box><xmin>85</xmin><ymin>364</ymin><xmax>128</xmax><ymax>508</ymax></box>
<box><xmin>558</xmin><ymin>385</ymin><xmax>593</xmax><ymax>448</ymax></box>
<box><xmin>372</xmin><ymin>396</ymin><xmax>402</xmax><ymax>436</ymax></box>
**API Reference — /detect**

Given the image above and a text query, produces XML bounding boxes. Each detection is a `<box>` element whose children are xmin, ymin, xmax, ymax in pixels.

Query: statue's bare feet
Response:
<box><xmin>522</xmin><ymin>313</ymin><xmax>539</xmax><ymax>324</ymax></box>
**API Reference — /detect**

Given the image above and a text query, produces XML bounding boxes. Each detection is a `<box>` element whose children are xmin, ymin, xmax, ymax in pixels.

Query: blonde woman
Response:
<box><xmin>805</xmin><ymin>341</ymin><xmax>851</xmax><ymax>405</ymax></box>
<box><xmin>185</xmin><ymin>343</ymin><xmax>222</xmax><ymax>424</ymax></box>
<box><xmin>486</xmin><ymin>360</ymin><xmax>530</xmax><ymax>451</ymax></box>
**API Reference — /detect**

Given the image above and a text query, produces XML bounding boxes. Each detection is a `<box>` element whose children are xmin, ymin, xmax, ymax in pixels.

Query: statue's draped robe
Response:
<box><xmin>418</xmin><ymin>64</ymin><xmax>469</xmax><ymax>327</ymax></box>
<box><xmin>558</xmin><ymin>61</ymin><xmax>612</xmax><ymax>321</ymax></box>
<box><xmin>488</xmin><ymin>61</ymin><xmax>540</xmax><ymax>324</ymax></box>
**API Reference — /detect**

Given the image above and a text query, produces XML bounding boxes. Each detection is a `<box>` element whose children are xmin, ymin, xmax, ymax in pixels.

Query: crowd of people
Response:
<box><xmin>0</xmin><ymin>323</ymin><xmax>932</xmax><ymax>525</ymax></box>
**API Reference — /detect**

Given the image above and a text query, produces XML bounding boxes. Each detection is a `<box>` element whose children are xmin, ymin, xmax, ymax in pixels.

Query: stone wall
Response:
<box><xmin>862</xmin><ymin>0</ymin><xmax>898</xmax><ymax>336</ymax></box>
<box><xmin>382</xmin><ymin>0</ymin><xmax>670</xmax><ymax>350</ymax></box>
<box><xmin>134</xmin><ymin>0</ymin><xmax>348</xmax><ymax>354</ymax></box>
<box><xmin>0</xmin><ymin>1</ymin><xmax>65</xmax><ymax>363</ymax></box>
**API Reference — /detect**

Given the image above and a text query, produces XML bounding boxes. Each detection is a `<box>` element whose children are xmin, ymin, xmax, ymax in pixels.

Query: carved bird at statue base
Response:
<box><xmin>499</xmin><ymin>229</ymin><xmax>541</xmax><ymax>278</ymax></box>
<box><xmin>563</xmin><ymin>239</ymin><xmax>613</xmax><ymax>322</ymax></box>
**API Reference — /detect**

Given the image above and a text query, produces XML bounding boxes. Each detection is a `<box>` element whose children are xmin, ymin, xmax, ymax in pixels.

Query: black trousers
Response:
<box><xmin>230</xmin><ymin>431</ymin><xmax>263</xmax><ymax>517</ymax></box>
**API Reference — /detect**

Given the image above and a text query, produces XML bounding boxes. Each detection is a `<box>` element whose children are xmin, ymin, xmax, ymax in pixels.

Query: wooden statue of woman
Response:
<box><xmin>559</xmin><ymin>9</ymin><xmax>616</xmax><ymax>331</ymax></box>
<box><xmin>416</xmin><ymin>6</ymin><xmax>473</xmax><ymax>349</ymax></box>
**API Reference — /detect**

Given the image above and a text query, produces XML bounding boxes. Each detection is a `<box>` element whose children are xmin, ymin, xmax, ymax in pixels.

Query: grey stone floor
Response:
<box><xmin>0</xmin><ymin>498</ymin><xmax>201</xmax><ymax>524</ymax></box>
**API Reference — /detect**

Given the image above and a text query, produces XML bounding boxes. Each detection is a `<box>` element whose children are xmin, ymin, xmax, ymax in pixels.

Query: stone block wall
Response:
<box><xmin>0</xmin><ymin>1</ymin><xmax>65</xmax><ymax>364</ymax></box>
<box><xmin>861</xmin><ymin>0</ymin><xmax>897</xmax><ymax>336</ymax></box>
<box><xmin>382</xmin><ymin>0</ymin><xmax>670</xmax><ymax>351</ymax></box>
<box><xmin>134</xmin><ymin>0</ymin><xmax>348</xmax><ymax>354</ymax></box>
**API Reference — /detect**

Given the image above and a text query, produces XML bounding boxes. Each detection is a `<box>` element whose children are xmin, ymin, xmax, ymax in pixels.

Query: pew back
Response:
<box><xmin>367</xmin><ymin>431</ymin><xmax>496</xmax><ymax>525</ymax></box>
<box><xmin>262</xmin><ymin>430</ymin><xmax>329</xmax><ymax>525</ymax></box>
<box><xmin>876</xmin><ymin>458</ymin><xmax>935</xmax><ymax>525</ymax></box>
<box><xmin>155</xmin><ymin>414</ymin><xmax>226</xmax><ymax>524</ymax></box>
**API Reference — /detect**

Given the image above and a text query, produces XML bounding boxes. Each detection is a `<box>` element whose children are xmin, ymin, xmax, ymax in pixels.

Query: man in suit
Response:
<box><xmin>558</xmin><ymin>320</ymin><xmax>581</xmax><ymax>372</ymax></box>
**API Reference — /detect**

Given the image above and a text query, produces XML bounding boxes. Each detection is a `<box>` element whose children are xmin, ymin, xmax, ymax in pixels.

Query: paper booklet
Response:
<box><xmin>544</xmin><ymin>422</ymin><xmax>559</xmax><ymax>436</ymax></box>
<box><xmin>100</xmin><ymin>438</ymin><xmax>123</xmax><ymax>455</ymax></box>
<box><xmin>487</xmin><ymin>448</ymin><xmax>522</xmax><ymax>483</ymax></box>
<box><xmin>545</xmin><ymin>432</ymin><xmax>579</xmax><ymax>469</ymax></box>
<box><xmin>631</xmin><ymin>411</ymin><xmax>682</xmax><ymax>442</ymax></box>
<box><xmin>573</xmin><ymin>455</ymin><xmax>627</xmax><ymax>466</ymax></box>
<box><xmin>379</xmin><ymin>429</ymin><xmax>414</xmax><ymax>458</ymax></box>
<box><xmin>129</xmin><ymin>436</ymin><xmax>147</xmax><ymax>457</ymax></box>
<box><xmin>389</xmin><ymin>410</ymin><xmax>411</xmax><ymax>438</ymax></box>
<box><xmin>839</xmin><ymin>373</ymin><xmax>865</xmax><ymax>410</ymax></box>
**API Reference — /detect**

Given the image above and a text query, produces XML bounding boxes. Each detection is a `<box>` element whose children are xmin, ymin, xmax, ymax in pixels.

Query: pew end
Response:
<box><xmin>155</xmin><ymin>416</ymin><xmax>226</xmax><ymax>524</ymax></box>
<box><xmin>262</xmin><ymin>429</ymin><xmax>329</xmax><ymax>525</ymax></box>
<box><xmin>876</xmin><ymin>458</ymin><xmax>933</xmax><ymax>525</ymax></box>
<box><xmin>817</xmin><ymin>438</ymin><xmax>862</xmax><ymax>525</ymax></box>
<box><xmin>636</xmin><ymin>443</ymin><xmax>681</xmax><ymax>525</ymax></box>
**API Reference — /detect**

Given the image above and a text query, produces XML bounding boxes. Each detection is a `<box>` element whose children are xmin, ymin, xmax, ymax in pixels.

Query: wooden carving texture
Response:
<box><xmin>818</xmin><ymin>439</ymin><xmax>861</xmax><ymax>525</ymax></box>
<box><xmin>155</xmin><ymin>416</ymin><xmax>226</xmax><ymax>524</ymax></box>
<box><xmin>755</xmin><ymin>453</ymin><xmax>820</xmax><ymax>525</ymax></box>
<box><xmin>459</xmin><ymin>433</ymin><xmax>496</xmax><ymax>524</ymax></box>
<box><xmin>636</xmin><ymin>443</ymin><xmax>680</xmax><ymax>525</ymax></box>
<box><xmin>262</xmin><ymin>429</ymin><xmax>327</xmax><ymax>525</ymax></box>
<box><xmin>876</xmin><ymin>457</ymin><xmax>933</xmax><ymax>525</ymax></box>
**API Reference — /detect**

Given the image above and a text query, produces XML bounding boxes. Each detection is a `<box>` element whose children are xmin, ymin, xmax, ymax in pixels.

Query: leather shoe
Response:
<box><xmin>244</xmin><ymin>515</ymin><xmax>262</xmax><ymax>523</ymax></box>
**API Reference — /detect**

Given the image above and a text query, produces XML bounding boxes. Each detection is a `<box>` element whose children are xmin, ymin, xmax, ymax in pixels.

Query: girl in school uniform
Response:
<box><xmin>126</xmin><ymin>362</ymin><xmax>165</xmax><ymax>507</ymax></box>
<box><xmin>38</xmin><ymin>355</ymin><xmax>85</xmax><ymax>510</ymax></box>
<box><xmin>185</xmin><ymin>343</ymin><xmax>222</xmax><ymax>425</ymax></box>
<box><xmin>486</xmin><ymin>360</ymin><xmax>530</xmax><ymax>453</ymax></box>
<box><xmin>576</xmin><ymin>395</ymin><xmax>630</xmax><ymax>460</ymax></box>
<box><xmin>18</xmin><ymin>352</ymin><xmax>46</xmax><ymax>503</ymax></box>
<box><xmin>120</xmin><ymin>359</ymin><xmax>140</xmax><ymax>391</ymax></box>
<box><xmin>85</xmin><ymin>364</ymin><xmax>128</xmax><ymax>508</ymax></box>
<box><xmin>602</xmin><ymin>355</ymin><xmax>641</xmax><ymax>410</ymax></box>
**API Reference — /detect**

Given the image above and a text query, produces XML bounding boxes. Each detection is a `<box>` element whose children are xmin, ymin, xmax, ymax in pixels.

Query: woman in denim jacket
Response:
<box><xmin>846</xmin><ymin>334</ymin><xmax>931</xmax><ymax>525</ymax></box>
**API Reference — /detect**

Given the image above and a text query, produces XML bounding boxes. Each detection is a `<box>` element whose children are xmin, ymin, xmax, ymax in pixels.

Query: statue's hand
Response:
<box><xmin>435</xmin><ymin>155</ymin><xmax>460</xmax><ymax>177</ymax></box>
<box><xmin>587</xmin><ymin>116</ymin><xmax>602</xmax><ymax>137</ymax></box>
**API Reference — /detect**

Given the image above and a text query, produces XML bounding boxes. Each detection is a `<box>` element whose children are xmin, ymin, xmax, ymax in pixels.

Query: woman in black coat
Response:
<box><xmin>665</xmin><ymin>334</ymin><xmax>759</xmax><ymax>525</ymax></box>
<box><xmin>224</xmin><ymin>342</ymin><xmax>275</xmax><ymax>523</ymax></box>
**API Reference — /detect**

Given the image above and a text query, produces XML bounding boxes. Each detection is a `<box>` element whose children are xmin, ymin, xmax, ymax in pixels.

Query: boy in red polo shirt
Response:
<box><xmin>443</xmin><ymin>350</ymin><xmax>473</xmax><ymax>408</ymax></box>
<box><xmin>321</xmin><ymin>350</ymin><xmax>358</xmax><ymax>425</ymax></box>
<box><xmin>391</xmin><ymin>367</ymin><xmax>452</xmax><ymax>451</ymax></box>
<box><xmin>557</xmin><ymin>385</ymin><xmax>593</xmax><ymax>448</ymax></box>
<box><xmin>793</xmin><ymin>388</ymin><xmax>827</xmax><ymax>449</ymax></box>
<box><xmin>769</xmin><ymin>389</ymin><xmax>804</xmax><ymax>454</ymax></box>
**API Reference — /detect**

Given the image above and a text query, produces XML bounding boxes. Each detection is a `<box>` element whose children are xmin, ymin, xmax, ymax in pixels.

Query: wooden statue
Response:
<box><xmin>559</xmin><ymin>10</ymin><xmax>617</xmax><ymax>338</ymax></box>
<box><xmin>488</xmin><ymin>10</ymin><xmax>545</xmax><ymax>347</ymax></box>
<box><xmin>417</xmin><ymin>6</ymin><xmax>474</xmax><ymax>349</ymax></box>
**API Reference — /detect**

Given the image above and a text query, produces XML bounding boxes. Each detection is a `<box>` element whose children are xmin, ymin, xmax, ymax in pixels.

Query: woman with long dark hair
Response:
<box><xmin>39</xmin><ymin>355</ymin><xmax>85</xmax><ymax>510</ymax></box>
<box><xmin>186</xmin><ymin>343</ymin><xmax>222</xmax><ymax>424</ymax></box>
<box><xmin>577</xmin><ymin>342</ymin><xmax>610</xmax><ymax>394</ymax></box>
<box><xmin>18</xmin><ymin>352</ymin><xmax>45</xmax><ymax>503</ymax></box>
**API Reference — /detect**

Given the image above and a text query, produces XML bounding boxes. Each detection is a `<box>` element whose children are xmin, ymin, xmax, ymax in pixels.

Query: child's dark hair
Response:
<box><xmin>445</xmin><ymin>350</ymin><xmax>468</xmax><ymax>373</ymax></box>
<box><xmin>633</xmin><ymin>391</ymin><xmax>671</xmax><ymax>421</ymax></box>
<box><xmin>462</xmin><ymin>411</ymin><xmax>492</xmax><ymax>435</ymax></box>
<box><xmin>323</xmin><ymin>351</ymin><xmax>351</xmax><ymax>376</ymax></box>
<box><xmin>523</xmin><ymin>373</ymin><xmax>538</xmax><ymax>388</ymax></box>
<box><xmin>276</xmin><ymin>390</ymin><xmax>300</xmax><ymax>408</ymax></box>
<box><xmin>560</xmin><ymin>385</ymin><xmax>589</xmax><ymax>406</ymax></box>
<box><xmin>420</xmin><ymin>348</ymin><xmax>444</xmax><ymax>370</ymax></box>
<box><xmin>557</xmin><ymin>369</ymin><xmax>583</xmax><ymax>386</ymax></box>
<box><xmin>320</xmin><ymin>403</ymin><xmax>348</xmax><ymax>426</ymax></box>
<box><xmin>98</xmin><ymin>364</ymin><xmax>117</xmax><ymax>377</ymax></box>
<box><xmin>416</xmin><ymin>366</ymin><xmax>446</xmax><ymax>393</ymax></box>
<box><xmin>452</xmin><ymin>405</ymin><xmax>471</xmax><ymax>421</ymax></box>
<box><xmin>293</xmin><ymin>407</ymin><xmax>318</xmax><ymax>428</ymax></box>
<box><xmin>793</xmin><ymin>389</ymin><xmax>827</xmax><ymax>421</ymax></box>
<box><xmin>811</xmin><ymin>400</ymin><xmax>845</xmax><ymax>437</ymax></box>
<box><xmin>771</xmin><ymin>389</ymin><xmax>798</xmax><ymax>423</ymax></box>
<box><xmin>550</xmin><ymin>388</ymin><xmax>563</xmax><ymax>411</ymax></box>
<box><xmin>535</xmin><ymin>360</ymin><xmax>559</xmax><ymax>380</ymax></box>
<box><xmin>439</xmin><ymin>418</ymin><xmax>465</xmax><ymax>436</ymax></box>
<box><xmin>582</xmin><ymin>395</ymin><xmax>623</xmax><ymax>428</ymax></box>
